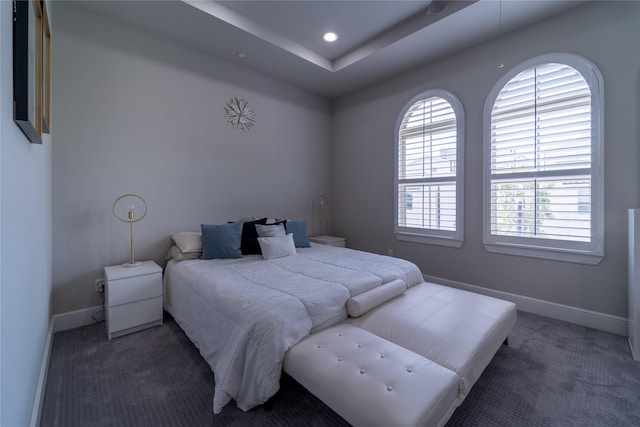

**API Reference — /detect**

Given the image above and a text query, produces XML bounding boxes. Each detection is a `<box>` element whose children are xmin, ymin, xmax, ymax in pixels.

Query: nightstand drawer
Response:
<box><xmin>107</xmin><ymin>273</ymin><xmax>162</xmax><ymax>306</ymax></box>
<box><xmin>104</xmin><ymin>260</ymin><xmax>163</xmax><ymax>339</ymax></box>
<box><xmin>107</xmin><ymin>296</ymin><xmax>162</xmax><ymax>335</ymax></box>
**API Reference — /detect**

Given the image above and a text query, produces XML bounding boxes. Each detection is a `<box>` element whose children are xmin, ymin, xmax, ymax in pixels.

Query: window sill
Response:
<box><xmin>395</xmin><ymin>233</ymin><xmax>463</xmax><ymax>248</ymax></box>
<box><xmin>484</xmin><ymin>241</ymin><xmax>604</xmax><ymax>265</ymax></box>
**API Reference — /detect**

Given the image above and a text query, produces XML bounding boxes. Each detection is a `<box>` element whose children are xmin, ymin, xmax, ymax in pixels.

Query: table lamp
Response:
<box><xmin>112</xmin><ymin>194</ymin><xmax>147</xmax><ymax>267</ymax></box>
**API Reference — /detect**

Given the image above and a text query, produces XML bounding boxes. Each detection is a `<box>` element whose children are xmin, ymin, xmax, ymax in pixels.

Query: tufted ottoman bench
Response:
<box><xmin>347</xmin><ymin>282</ymin><xmax>517</xmax><ymax>403</ymax></box>
<box><xmin>283</xmin><ymin>324</ymin><xmax>460</xmax><ymax>427</ymax></box>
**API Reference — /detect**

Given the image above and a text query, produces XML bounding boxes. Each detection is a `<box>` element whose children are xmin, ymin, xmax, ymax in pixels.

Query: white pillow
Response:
<box><xmin>346</xmin><ymin>279</ymin><xmax>407</xmax><ymax>317</ymax></box>
<box><xmin>171</xmin><ymin>232</ymin><xmax>202</xmax><ymax>253</ymax></box>
<box><xmin>258</xmin><ymin>233</ymin><xmax>297</xmax><ymax>260</ymax></box>
<box><xmin>256</xmin><ymin>223</ymin><xmax>286</xmax><ymax>238</ymax></box>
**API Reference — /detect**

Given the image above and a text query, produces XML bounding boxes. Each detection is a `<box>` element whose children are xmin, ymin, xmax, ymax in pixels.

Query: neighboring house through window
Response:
<box><xmin>484</xmin><ymin>53</ymin><xmax>604</xmax><ymax>264</ymax></box>
<box><xmin>395</xmin><ymin>90</ymin><xmax>464</xmax><ymax>247</ymax></box>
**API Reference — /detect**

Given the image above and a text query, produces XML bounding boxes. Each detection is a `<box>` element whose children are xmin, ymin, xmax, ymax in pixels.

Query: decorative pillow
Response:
<box><xmin>258</xmin><ymin>233</ymin><xmax>297</xmax><ymax>260</ymax></box>
<box><xmin>165</xmin><ymin>245</ymin><xmax>202</xmax><ymax>262</ymax></box>
<box><xmin>285</xmin><ymin>221</ymin><xmax>311</xmax><ymax>248</ymax></box>
<box><xmin>200</xmin><ymin>222</ymin><xmax>243</xmax><ymax>259</ymax></box>
<box><xmin>230</xmin><ymin>218</ymin><xmax>268</xmax><ymax>255</ymax></box>
<box><xmin>255</xmin><ymin>222</ymin><xmax>286</xmax><ymax>238</ymax></box>
<box><xmin>171</xmin><ymin>232</ymin><xmax>202</xmax><ymax>253</ymax></box>
<box><xmin>346</xmin><ymin>279</ymin><xmax>407</xmax><ymax>317</ymax></box>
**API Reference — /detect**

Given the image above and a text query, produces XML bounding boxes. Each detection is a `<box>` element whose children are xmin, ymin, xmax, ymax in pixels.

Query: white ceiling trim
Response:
<box><xmin>73</xmin><ymin>0</ymin><xmax>589</xmax><ymax>98</ymax></box>
<box><xmin>185</xmin><ymin>0</ymin><xmax>476</xmax><ymax>74</ymax></box>
<box><xmin>184</xmin><ymin>0</ymin><xmax>334</xmax><ymax>71</ymax></box>
<box><xmin>333</xmin><ymin>0</ymin><xmax>475</xmax><ymax>72</ymax></box>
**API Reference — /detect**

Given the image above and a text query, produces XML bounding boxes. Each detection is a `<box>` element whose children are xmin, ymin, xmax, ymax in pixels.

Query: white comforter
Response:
<box><xmin>163</xmin><ymin>244</ymin><xmax>424</xmax><ymax>413</ymax></box>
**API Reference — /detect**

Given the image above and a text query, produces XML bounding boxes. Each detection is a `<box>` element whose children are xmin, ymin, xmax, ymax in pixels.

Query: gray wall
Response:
<box><xmin>52</xmin><ymin>3</ymin><xmax>332</xmax><ymax>314</ymax></box>
<box><xmin>332</xmin><ymin>1</ymin><xmax>640</xmax><ymax>318</ymax></box>
<box><xmin>0</xmin><ymin>1</ymin><xmax>53</xmax><ymax>425</ymax></box>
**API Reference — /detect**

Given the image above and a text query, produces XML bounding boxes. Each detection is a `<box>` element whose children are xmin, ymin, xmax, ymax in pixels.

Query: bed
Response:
<box><xmin>163</xmin><ymin>241</ymin><xmax>425</xmax><ymax>413</ymax></box>
<box><xmin>163</xmin><ymin>221</ymin><xmax>516</xmax><ymax>425</ymax></box>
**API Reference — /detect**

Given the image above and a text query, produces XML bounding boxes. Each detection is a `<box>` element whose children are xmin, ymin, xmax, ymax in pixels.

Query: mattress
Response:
<box><xmin>163</xmin><ymin>244</ymin><xmax>424</xmax><ymax>413</ymax></box>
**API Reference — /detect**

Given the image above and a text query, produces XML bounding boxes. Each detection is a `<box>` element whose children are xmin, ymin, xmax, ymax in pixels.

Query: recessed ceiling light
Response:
<box><xmin>323</xmin><ymin>32</ymin><xmax>338</xmax><ymax>43</ymax></box>
<box><xmin>237</xmin><ymin>52</ymin><xmax>247</xmax><ymax>59</ymax></box>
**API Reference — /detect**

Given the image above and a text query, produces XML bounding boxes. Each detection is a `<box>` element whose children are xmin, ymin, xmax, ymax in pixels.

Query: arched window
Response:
<box><xmin>395</xmin><ymin>90</ymin><xmax>464</xmax><ymax>247</ymax></box>
<box><xmin>484</xmin><ymin>54</ymin><xmax>604</xmax><ymax>264</ymax></box>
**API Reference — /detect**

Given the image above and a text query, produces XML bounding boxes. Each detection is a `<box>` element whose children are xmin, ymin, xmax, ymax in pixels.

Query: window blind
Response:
<box><xmin>490</xmin><ymin>63</ymin><xmax>592</xmax><ymax>242</ymax></box>
<box><xmin>398</xmin><ymin>97</ymin><xmax>457</xmax><ymax>231</ymax></box>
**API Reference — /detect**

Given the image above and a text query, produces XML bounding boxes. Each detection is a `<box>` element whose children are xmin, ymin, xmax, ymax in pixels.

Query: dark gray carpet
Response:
<box><xmin>41</xmin><ymin>311</ymin><xmax>640</xmax><ymax>427</ymax></box>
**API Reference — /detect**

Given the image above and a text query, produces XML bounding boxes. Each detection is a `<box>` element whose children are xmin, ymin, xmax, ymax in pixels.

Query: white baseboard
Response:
<box><xmin>53</xmin><ymin>305</ymin><xmax>104</xmax><ymax>333</ymax></box>
<box><xmin>423</xmin><ymin>275</ymin><xmax>628</xmax><ymax>336</ymax></box>
<box><xmin>30</xmin><ymin>318</ymin><xmax>54</xmax><ymax>427</ymax></box>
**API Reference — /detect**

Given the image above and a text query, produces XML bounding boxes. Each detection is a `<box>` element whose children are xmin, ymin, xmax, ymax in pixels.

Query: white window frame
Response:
<box><xmin>483</xmin><ymin>53</ymin><xmax>604</xmax><ymax>264</ymax></box>
<box><xmin>395</xmin><ymin>89</ymin><xmax>465</xmax><ymax>247</ymax></box>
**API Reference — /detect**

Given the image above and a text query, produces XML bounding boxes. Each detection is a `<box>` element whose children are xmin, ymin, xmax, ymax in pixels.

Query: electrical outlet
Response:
<box><xmin>95</xmin><ymin>278</ymin><xmax>105</xmax><ymax>293</ymax></box>
<box><xmin>387</xmin><ymin>249</ymin><xmax>394</xmax><ymax>257</ymax></box>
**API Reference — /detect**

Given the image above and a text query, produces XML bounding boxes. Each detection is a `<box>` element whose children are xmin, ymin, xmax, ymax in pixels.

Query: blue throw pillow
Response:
<box><xmin>200</xmin><ymin>222</ymin><xmax>243</xmax><ymax>259</ymax></box>
<box><xmin>285</xmin><ymin>221</ymin><xmax>311</xmax><ymax>248</ymax></box>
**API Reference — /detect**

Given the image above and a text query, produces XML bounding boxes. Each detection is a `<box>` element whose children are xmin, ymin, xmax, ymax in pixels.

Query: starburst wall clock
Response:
<box><xmin>224</xmin><ymin>97</ymin><xmax>255</xmax><ymax>132</ymax></box>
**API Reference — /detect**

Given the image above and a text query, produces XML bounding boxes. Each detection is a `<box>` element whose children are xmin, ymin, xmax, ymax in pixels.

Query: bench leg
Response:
<box><xmin>263</xmin><ymin>396</ymin><xmax>276</xmax><ymax>411</ymax></box>
<box><xmin>262</xmin><ymin>389</ymin><xmax>282</xmax><ymax>411</ymax></box>
<box><xmin>503</xmin><ymin>337</ymin><xmax>509</xmax><ymax>346</ymax></box>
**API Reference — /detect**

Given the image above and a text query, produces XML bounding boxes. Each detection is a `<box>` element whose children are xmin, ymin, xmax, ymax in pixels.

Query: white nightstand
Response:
<box><xmin>104</xmin><ymin>260</ymin><xmax>163</xmax><ymax>340</ymax></box>
<box><xmin>309</xmin><ymin>235</ymin><xmax>346</xmax><ymax>248</ymax></box>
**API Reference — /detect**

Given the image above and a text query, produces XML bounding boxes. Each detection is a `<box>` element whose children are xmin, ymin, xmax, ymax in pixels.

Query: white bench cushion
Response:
<box><xmin>347</xmin><ymin>282</ymin><xmax>516</xmax><ymax>401</ymax></box>
<box><xmin>283</xmin><ymin>324</ymin><xmax>459</xmax><ymax>427</ymax></box>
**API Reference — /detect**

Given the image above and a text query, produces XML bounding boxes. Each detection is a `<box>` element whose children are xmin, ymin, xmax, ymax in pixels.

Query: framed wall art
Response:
<box><xmin>13</xmin><ymin>0</ymin><xmax>51</xmax><ymax>144</ymax></box>
<box><xmin>42</xmin><ymin>0</ymin><xmax>51</xmax><ymax>133</ymax></box>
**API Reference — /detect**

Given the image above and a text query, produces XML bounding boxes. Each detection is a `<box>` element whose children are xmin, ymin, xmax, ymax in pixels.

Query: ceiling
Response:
<box><xmin>77</xmin><ymin>0</ymin><xmax>586</xmax><ymax>99</ymax></box>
